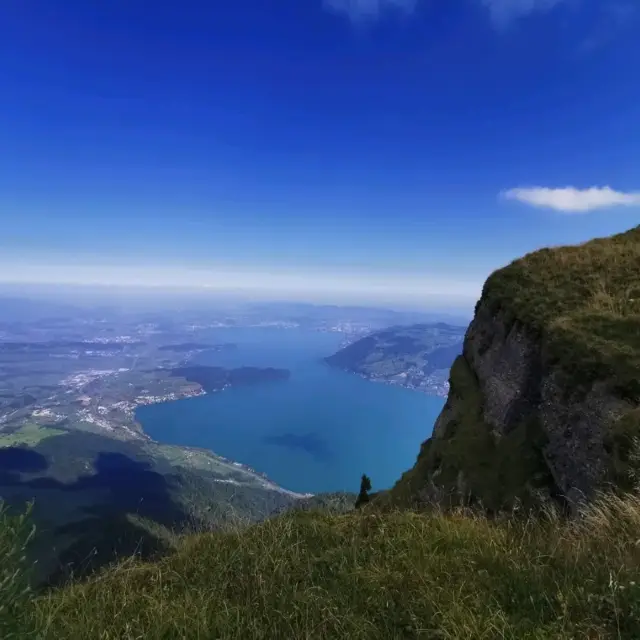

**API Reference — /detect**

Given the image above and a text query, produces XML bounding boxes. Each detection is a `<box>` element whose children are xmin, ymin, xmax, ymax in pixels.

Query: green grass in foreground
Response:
<box><xmin>0</xmin><ymin>503</ymin><xmax>36</xmax><ymax>639</ymax></box>
<box><xmin>0</xmin><ymin>424</ymin><xmax>66</xmax><ymax>449</ymax></box>
<box><xmin>6</xmin><ymin>491</ymin><xmax>640</xmax><ymax>639</ymax></box>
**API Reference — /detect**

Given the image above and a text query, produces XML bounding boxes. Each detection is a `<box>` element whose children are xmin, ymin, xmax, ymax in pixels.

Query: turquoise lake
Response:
<box><xmin>137</xmin><ymin>328</ymin><xmax>444</xmax><ymax>495</ymax></box>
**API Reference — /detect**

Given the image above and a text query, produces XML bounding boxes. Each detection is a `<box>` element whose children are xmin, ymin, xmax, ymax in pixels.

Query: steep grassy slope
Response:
<box><xmin>4</xmin><ymin>494</ymin><xmax>640</xmax><ymax>639</ymax></box>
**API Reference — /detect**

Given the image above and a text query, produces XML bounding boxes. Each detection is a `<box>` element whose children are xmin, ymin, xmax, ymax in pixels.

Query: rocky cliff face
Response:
<box><xmin>389</xmin><ymin>226</ymin><xmax>640</xmax><ymax>511</ymax></box>
<box><xmin>441</xmin><ymin>302</ymin><xmax>632</xmax><ymax>506</ymax></box>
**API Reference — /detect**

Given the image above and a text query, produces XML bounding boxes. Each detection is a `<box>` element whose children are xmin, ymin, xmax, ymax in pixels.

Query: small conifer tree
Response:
<box><xmin>355</xmin><ymin>474</ymin><xmax>372</xmax><ymax>508</ymax></box>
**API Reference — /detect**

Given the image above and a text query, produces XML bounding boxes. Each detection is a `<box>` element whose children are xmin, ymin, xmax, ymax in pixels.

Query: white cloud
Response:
<box><xmin>323</xmin><ymin>0</ymin><xmax>417</xmax><ymax>21</ymax></box>
<box><xmin>502</xmin><ymin>186</ymin><xmax>640</xmax><ymax>213</ymax></box>
<box><xmin>481</xmin><ymin>0</ymin><xmax>566</xmax><ymax>27</ymax></box>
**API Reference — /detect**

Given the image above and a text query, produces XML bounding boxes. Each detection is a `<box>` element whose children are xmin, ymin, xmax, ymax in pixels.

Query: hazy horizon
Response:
<box><xmin>0</xmin><ymin>282</ymin><xmax>473</xmax><ymax>321</ymax></box>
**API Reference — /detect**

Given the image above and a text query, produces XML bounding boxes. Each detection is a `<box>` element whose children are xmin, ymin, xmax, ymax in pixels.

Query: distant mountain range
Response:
<box><xmin>325</xmin><ymin>323</ymin><xmax>466</xmax><ymax>397</ymax></box>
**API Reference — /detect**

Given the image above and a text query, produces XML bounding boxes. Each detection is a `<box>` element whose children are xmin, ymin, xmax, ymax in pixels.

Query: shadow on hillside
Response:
<box><xmin>0</xmin><ymin>447</ymin><xmax>190</xmax><ymax>587</ymax></box>
<box><xmin>0</xmin><ymin>446</ymin><xmax>49</xmax><ymax>482</ymax></box>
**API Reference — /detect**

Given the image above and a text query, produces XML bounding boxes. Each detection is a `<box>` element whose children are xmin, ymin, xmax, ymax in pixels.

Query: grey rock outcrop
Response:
<box><xmin>454</xmin><ymin>300</ymin><xmax>634</xmax><ymax>506</ymax></box>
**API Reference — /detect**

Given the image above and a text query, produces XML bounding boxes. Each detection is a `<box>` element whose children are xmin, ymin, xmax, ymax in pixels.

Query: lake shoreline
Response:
<box><xmin>137</xmin><ymin>328</ymin><xmax>444</xmax><ymax>495</ymax></box>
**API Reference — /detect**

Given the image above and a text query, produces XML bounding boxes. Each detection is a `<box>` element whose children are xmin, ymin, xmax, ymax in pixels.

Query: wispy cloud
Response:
<box><xmin>577</xmin><ymin>3</ymin><xmax>638</xmax><ymax>55</ymax></box>
<box><xmin>502</xmin><ymin>186</ymin><xmax>640</xmax><ymax>213</ymax></box>
<box><xmin>481</xmin><ymin>0</ymin><xmax>567</xmax><ymax>27</ymax></box>
<box><xmin>323</xmin><ymin>0</ymin><xmax>417</xmax><ymax>21</ymax></box>
<box><xmin>324</xmin><ymin>0</ymin><xmax>567</xmax><ymax>24</ymax></box>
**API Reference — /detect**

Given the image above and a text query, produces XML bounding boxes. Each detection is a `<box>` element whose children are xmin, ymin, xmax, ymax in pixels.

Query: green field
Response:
<box><xmin>0</xmin><ymin>424</ymin><xmax>67</xmax><ymax>449</ymax></box>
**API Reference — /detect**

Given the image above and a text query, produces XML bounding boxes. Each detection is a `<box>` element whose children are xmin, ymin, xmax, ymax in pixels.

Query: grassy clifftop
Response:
<box><xmin>482</xmin><ymin>224</ymin><xmax>640</xmax><ymax>399</ymax></box>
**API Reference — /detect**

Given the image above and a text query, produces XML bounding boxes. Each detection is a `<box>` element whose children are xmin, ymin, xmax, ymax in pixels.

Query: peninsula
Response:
<box><xmin>325</xmin><ymin>323</ymin><xmax>465</xmax><ymax>397</ymax></box>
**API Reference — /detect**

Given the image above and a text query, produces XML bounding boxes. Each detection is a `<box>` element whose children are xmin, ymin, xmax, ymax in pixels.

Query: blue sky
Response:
<box><xmin>0</xmin><ymin>0</ymin><xmax>639</xmax><ymax>309</ymax></box>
